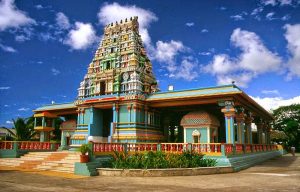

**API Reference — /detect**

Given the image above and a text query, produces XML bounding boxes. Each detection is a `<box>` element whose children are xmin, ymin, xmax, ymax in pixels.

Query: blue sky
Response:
<box><xmin>1</xmin><ymin>0</ymin><xmax>300</xmax><ymax>127</ymax></box>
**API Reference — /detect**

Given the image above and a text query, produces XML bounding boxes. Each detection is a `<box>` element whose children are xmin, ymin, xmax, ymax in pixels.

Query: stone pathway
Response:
<box><xmin>0</xmin><ymin>153</ymin><xmax>299</xmax><ymax>192</ymax></box>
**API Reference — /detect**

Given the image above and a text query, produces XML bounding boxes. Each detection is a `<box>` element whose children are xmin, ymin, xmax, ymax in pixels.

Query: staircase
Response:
<box><xmin>0</xmin><ymin>151</ymin><xmax>80</xmax><ymax>174</ymax></box>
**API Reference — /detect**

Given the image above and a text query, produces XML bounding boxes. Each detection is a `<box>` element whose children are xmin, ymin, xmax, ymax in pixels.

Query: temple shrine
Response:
<box><xmin>33</xmin><ymin>17</ymin><xmax>273</xmax><ymax>150</ymax></box>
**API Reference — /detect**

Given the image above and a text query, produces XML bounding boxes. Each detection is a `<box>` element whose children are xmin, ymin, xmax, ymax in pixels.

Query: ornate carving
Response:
<box><xmin>77</xmin><ymin>17</ymin><xmax>159</xmax><ymax>99</ymax></box>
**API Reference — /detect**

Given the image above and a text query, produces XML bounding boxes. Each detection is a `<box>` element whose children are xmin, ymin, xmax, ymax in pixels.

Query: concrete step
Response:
<box><xmin>0</xmin><ymin>151</ymin><xmax>81</xmax><ymax>174</ymax></box>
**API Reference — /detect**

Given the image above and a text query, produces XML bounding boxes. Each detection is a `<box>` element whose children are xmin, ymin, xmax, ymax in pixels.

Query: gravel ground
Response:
<box><xmin>0</xmin><ymin>153</ymin><xmax>299</xmax><ymax>192</ymax></box>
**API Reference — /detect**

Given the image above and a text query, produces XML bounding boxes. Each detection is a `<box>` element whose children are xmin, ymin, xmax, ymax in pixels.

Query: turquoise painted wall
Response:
<box><xmin>137</xmin><ymin>109</ymin><xmax>145</xmax><ymax>123</ymax></box>
<box><xmin>185</xmin><ymin>128</ymin><xmax>208</xmax><ymax>143</ymax></box>
<box><xmin>119</xmin><ymin>105</ymin><xmax>128</xmax><ymax>122</ymax></box>
<box><xmin>83</xmin><ymin>109</ymin><xmax>91</xmax><ymax>124</ymax></box>
<box><xmin>130</xmin><ymin>108</ymin><xmax>135</xmax><ymax>122</ymax></box>
<box><xmin>89</xmin><ymin>108</ymin><xmax>103</xmax><ymax>137</ymax></box>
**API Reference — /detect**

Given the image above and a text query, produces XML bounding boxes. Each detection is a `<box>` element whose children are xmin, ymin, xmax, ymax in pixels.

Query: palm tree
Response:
<box><xmin>4</xmin><ymin>117</ymin><xmax>36</xmax><ymax>141</ymax></box>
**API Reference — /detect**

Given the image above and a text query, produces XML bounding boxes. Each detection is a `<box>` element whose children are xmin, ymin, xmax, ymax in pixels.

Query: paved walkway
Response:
<box><xmin>0</xmin><ymin>154</ymin><xmax>299</xmax><ymax>192</ymax></box>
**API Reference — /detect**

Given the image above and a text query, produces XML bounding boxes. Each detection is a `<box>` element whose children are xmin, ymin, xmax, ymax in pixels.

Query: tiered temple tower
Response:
<box><xmin>70</xmin><ymin>17</ymin><xmax>162</xmax><ymax>146</ymax></box>
<box><xmin>78</xmin><ymin>16</ymin><xmax>158</xmax><ymax>98</ymax></box>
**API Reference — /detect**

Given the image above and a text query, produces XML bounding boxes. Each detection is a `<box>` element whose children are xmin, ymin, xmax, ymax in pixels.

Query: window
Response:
<box><xmin>192</xmin><ymin>130</ymin><xmax>201</xmax><ymax>143</ymax></box>
<box><xmin>107</xmin><ymin>62</ymin><xmax>111</xmax><ymax>69</ymax></box>
<box><xmin>100</xmin><ymin>81</ymin><xmax>106</xmax><ymax>95</ymax></box>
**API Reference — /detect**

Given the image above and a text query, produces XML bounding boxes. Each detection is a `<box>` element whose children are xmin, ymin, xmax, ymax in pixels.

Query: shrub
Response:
<box><xmin>79</xmin><ymin>144</ymin><xmax>91</xmax><ymax>155</ymax></box>
<box><xmin>110</xmin><ymin>151</ymin><xmax>216</xmax><ymax>169</ymax></box>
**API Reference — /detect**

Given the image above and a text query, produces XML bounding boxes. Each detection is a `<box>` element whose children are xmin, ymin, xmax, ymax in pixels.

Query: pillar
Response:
<box><xmin>42</xmin><ymin>117</ymin><xmax>45</xmax><ymax>127</ymax></box>
<box><xmin>127</xmin><ymin>104</ymin><xmax>131</xmax><ymax>122</ymax></box>
<box><xmin>245</xmin><ymin>115</ymin><xmax>253</xmax><ymax>144</ymax></box>
<box><xmin>236</xmin><ymin>111</ymin><xmax>245</xmax><ymax>144</ymax></box>
<box><xmin>144</xmin><ymin>106</ymin><xmax>148</xmax><ymax>125</ymax></box>
<box><xmin>133</xmin><ymin>104</ymin><xmax>137</xmax><ymax>123</ymax></box>
<box><xmin>256</xmin><ymin>120</ymin><xmax>263</xmax><ymax>144</ymax></box>
<box><xmin>163</xmin><ymin>117</ymin><xmax>170</xmax><ymax>141</ymax></box>
<box><xmin>109</xmin><ymin>104</ymin><xmax>119</xmax><ymax>142</ymax></box>
<box><xmin>266</xmin><ymin>127</ymin><xmax>271</xmax><ymax>145</ymax></box>
<box><xmin>221</xmin><ymin>101</ymin><xmax>236</xmax><ymax>144</ymax></box>
<box><xmin>264</xmin><ymin>123</ymin><xmax>271</xmax><ymax>144</ymax></box>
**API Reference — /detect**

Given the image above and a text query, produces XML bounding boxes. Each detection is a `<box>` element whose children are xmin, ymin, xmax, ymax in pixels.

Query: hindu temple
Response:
<box><xmin>32</xmin><ymin>17</ymin><xmax>273</xmax><ymax>151</ymax></box>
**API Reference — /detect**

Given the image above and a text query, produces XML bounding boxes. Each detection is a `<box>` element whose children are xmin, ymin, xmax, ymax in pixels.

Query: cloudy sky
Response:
<box><xmin>1</xmin><ymin>0</ymin><xmax>300</xmax><ymax>127</ymax></box>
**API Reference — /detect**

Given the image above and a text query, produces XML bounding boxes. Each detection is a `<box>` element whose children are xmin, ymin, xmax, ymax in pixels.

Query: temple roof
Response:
<box><xmin>181</xmin><ymin>111</ymin><xmax>220</xmax><ymax>127</ymax></box>
<box><xmin>147</xmin><ymin>84</ymin><xmax>241</xmax><ymax>100</ymax></box>
<box><xmin>33</xmin><ymin>102</ymin><xmax>76</xmax><ymax>112</ymax></box>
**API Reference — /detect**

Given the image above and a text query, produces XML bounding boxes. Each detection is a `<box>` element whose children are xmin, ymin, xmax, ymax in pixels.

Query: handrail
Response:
<box><xmin>0</xmin><ymin>141</ymin><xmax>60</xmax><ymax>150</ymax></box>
<box><xmin>91</xmin><ymin>142</ymin><xmax>280</xmax><ymax>156</ymax></box>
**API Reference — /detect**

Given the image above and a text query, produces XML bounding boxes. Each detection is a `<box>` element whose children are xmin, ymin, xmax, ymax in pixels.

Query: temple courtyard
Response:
<box><xmin>0</xmin><ymin>154</ymin><xmax>299</xmax><ymax>192</ymax></box>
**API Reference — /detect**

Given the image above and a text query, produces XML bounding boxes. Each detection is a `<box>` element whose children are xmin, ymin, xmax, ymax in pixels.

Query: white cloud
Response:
<box><xmin>0</xmin><ymin>43</ymin><xmax>16</xmax><ymax>53</ymax></box>
<box><xmin>199</xmin><ymin>52</ymin><xmax>211</xmax><ymax>56</ymax></box>
<box><xmin>266</xmin><ymin>12</ymin><xmax>275</xmax><ymax>20</ymax></box>
<box><xmin>56</xmin><ymin>12</ymin><xmax>71</xmax><ymax>30</ymax></box>
<box><xmin>201</xmin><ymin>29</ymin><xmax>208</xmax><ymax>33</ymax></box>
<box><xmin>18</xmin><ymin>107</ymin><xmax>30</xmax><ymax>111</ymax></box>
<box><xmin>6</xmin><ymin>120</ymin><xmax>13</xmax><ymax>124</ymax></box>
<box><xmin>97</xmin><ymin>2</ymin><xmax>157</xmax><ymax>47</ymax></box>
<box><xmin>0</xmin><ymin>0</ymin><xmax>35</xmax><ymax>31</ymax></box>
<box><xmin>230</xmin><ymin>14</ymin><xmax>244</xmax><ymax>21</ymax></box>
<box><xmin>261</xmin><ymin>0</ymin><xmax>277</xmax><ymax>6</ymax></box>
<box><xmin>64</xmin><ymin>22</ymin><xmax>98</xmax><ymax>50</ymax></box>
<box><xmin>230</xmin><ymin>28</ymin><xmax>282</xmax><ymax>73</ymax></box>
<box><xmin>51</xmin><ymin>68</ymin><xmax>60</xmax><ymax>75</ymax></box>
<box><xmin>261</xmin><ymin>89</ymin><xmax>280</xmax><ymax>95</ymax></box>
<box><xmin>38</xmin><ymin>32</ymin><xmax>55</xmax><ymax>41</ymax></box>
<box><xmin>252</xmin><ymin>95</ymin><xmax>300</xmax><ymax>111</ymax></box>
<box><xmin>15</xmin><ymin>34</ymin><xmax>30</xmax><ymax>42</ymax></box>
<box><xmin>219</xmin><ymin>6</ymin><xmax>227</xmax><ymax>10</ymax></box>
<box><xmin>284</xmin><ymin>24</ymin><xmax>300</xmax><ymax>79</ymax></box>
<box><xmin>216</xmin><ymin>73</ymin><xmax>254</xmax><ymax>88</ymax></box>
<box><xmin>251</xmin><ymin>7</ymin><xmax>263</xmax><ymax>15</ymax></box>
<box><xmin>35</xmin><ymin>5</ymin><xmax>43</xmax><ymax>10</ymax></box>
<box><xmin>153</xmin><ymin>40</ymin><xmax>187</xmax><ymax>72</ymax></box>
<box><xmin>174</xmin><ymin>57</ymin><xmax>199</xmax><ymax>81</ymax></box>
<box><xmin>204</xmin><ymin>54</ymin><xmax>236</xmax><ymax>75</ymax></box>
<box><xmin>203</xmin><ymin>28</ymin><xmax>282</xmax><ymax>87</ymax></box>
<box><xmin>185</xmin><ymin>22</ymin><xmax>194</xmax><ymax>27</ymax></box>
<box><xmin>261</xmin><ymin>0</ymin><xmax>295</xmax><ymax>7</ymax></box>
<box><xmin>281</xmin><ymin>14</ymin><xmax>291</xmax><ymax>21</ymax></box>
<box><xmin>0</xmin><ymin>86</ymin><xmax>11</xmax><ymax>90</ymax></box>
<box><xmin>278</xmin><ymin>0</ymin><xmax>293</xmax><ymax>6</ymax></box>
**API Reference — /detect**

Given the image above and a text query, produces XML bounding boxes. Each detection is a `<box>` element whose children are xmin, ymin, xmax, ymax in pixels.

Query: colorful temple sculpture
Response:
<box><xmin>33</xmin><ymin>17</ymin><xmax>273</xmax><ymax>150</ymax></box>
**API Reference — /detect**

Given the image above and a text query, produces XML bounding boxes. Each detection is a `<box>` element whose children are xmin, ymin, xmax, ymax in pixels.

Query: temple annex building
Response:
<box><xmin>32</xmin><ymin>17</ymin><xmax>273</xmax><ymax>150</ymax></box>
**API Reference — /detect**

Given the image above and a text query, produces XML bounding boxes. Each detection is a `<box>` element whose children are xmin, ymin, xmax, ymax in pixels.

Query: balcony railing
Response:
<box><xmin>91</xmin><ymin>143</ymin><xmax>280</xmax><ymax>156</ymax></box>
<box><xmin>0</xmin><ymin>141</ymin><xmax>60</xmax><ymax>151</ymax></box>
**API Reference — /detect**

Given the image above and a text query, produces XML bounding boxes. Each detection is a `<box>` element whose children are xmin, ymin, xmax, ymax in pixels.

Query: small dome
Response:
<box><xmin>180</xmin><ymin>111</ymin><xmax>220</xmax><ymax>127</ymax></box>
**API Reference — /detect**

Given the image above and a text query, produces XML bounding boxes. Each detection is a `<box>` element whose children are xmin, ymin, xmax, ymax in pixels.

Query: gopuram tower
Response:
<box><xmin>72</xmin><ymin>17</ymin><xmax>162</xmax><ymax>145</ymax></box>
<box><xmin>77</xmin><ymin>16</ymin><xmax>159</xmax><ymax>98</ymax></box>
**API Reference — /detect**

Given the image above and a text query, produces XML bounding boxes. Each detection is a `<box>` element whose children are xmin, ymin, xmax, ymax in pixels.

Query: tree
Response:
<box><xmin>272</xmin><ymin>104</ymin><xmax>300</xmax><ymax>151</ymax></box>
<box><xmin>4</xmin><ymin>117</ymin><xmax>36</xmax><ymax>141</ymax></box>
<box><xmin>51</xmin><ymin>118</ymin><xmax>63</xmax><ymax>141</ymax></box>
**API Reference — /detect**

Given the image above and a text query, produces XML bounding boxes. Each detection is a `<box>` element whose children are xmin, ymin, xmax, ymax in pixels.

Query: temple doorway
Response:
<box><xmin>102</xmin><ymin>108</ymin><xmax>113</xmax><ymax>137</ymax></box>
